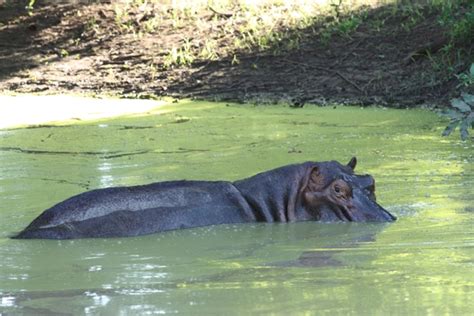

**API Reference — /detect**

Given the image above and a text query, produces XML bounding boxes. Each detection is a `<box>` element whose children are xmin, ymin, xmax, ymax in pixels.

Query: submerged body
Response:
<box><xmin>14</xmin><ymin>158</ymin><xmax>395</xmax><ymax>239</ymax></box>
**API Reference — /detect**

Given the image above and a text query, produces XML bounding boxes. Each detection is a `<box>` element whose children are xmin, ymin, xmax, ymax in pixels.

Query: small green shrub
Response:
<box><xmin>442</xmin><ymin>91</ymin><xmax>474</xmax><ymax>141</ymax></box>
<box><xmin>163</xmin><ymin>39</ymin><xmax>195</xmax><ymax>69</ymax></box>
<box><xmin>437</xmin><ymin>1</ymin><xmax>474</xmax><ymax>43</ymax></box>
<box><xmin>456</xmin><ymin>63</ymin><xmax>474</xmax><ymax>88</ymax></box>
<box><xmin>335</xmin><ymin>15</ymin><xmax>361</xmax><ymax>37</ymax></box>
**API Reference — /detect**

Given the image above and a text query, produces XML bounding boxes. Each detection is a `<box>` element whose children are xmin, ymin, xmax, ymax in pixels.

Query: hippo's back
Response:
<box><xmin>14</xmin><ymin>180</ymin><xmax>254</xmax><ymax>239</ymax></box>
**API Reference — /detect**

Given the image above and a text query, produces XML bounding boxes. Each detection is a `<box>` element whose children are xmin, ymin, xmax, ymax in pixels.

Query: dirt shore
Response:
<box><xmin>0</xmin><ymin>1</ymin><xmax>471</xmax><ymax>107</ymax></box>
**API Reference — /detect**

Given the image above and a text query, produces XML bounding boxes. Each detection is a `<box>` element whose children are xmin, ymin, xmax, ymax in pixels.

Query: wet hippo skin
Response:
<box><xmin>14</xmin><ymin>157</ymin><xmax>396</xmax><ymax>239</ymax></box>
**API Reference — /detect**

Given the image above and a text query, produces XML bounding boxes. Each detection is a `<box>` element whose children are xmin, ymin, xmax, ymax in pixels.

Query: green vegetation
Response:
<box><xmin>442</xmin><ymin>92</ymin><xmax>474</xmax><ymax>140</ymax></box>
<box><xmin>436</xmin><ymin>0</ymin><xmax>474</xmax><ymax>43</ymax></box>
<box><xmin>442</xmin><ymin>64</ymin><xmax>474</xmax><ymax>141</ymax></box>
<box><xmin>456</xmin><ymin>63</ymin><xmax>474</xmax><ymax>88</ymax></box>
<box><xmin>429</xmin><ymin>0</ymin><xmax>473</xmax><ymax>80</ymax></box>
<box><xmin>26</xmin><ymin>0</ymin><xmax>36</xmax><ymax>10</ymax></box>
<box><xmin>163</xmin><ymin>39</ymin><xmax>195</xmax><ymax>68</ymax></box>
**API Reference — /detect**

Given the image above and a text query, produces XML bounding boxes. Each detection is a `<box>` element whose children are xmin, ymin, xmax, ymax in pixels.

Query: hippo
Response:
<box><xmin>13</xmin><ymin>157</ymin><xmax>395</xmax><ymax>239</ymax></box>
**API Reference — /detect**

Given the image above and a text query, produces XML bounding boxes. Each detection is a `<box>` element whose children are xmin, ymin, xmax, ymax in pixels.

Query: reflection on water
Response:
<box><xmin>0</xmin><ymin>101</ymin><xmax>473</xmax><ymax>314</ymax></box>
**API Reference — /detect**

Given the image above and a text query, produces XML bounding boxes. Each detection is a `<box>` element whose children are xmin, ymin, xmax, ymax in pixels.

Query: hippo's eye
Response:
<box><xmin>332</xmin><ymin>180</ymin><xmax>352</xmax><ymax>200</ymax></box>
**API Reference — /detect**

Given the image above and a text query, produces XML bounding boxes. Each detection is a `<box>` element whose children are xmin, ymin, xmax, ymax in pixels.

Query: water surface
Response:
<box><xmin>1</xmin><ymin>101</ymin><xmax>473</xmax><ymax>314</ymax></box>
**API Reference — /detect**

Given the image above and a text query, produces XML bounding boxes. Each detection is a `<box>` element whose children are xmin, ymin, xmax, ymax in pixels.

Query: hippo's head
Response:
<box><xmin>303</xmin><ymin>157</ymin><xmax>396</xmax><ymax>222</ymax></box>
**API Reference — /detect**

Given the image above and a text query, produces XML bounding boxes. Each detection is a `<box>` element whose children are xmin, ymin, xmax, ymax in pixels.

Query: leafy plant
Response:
<box><xmin>335</xmin><ymin>15</ymin><xmax>361</xmax><ymax>37</ymax></box>
<box><xmin>163</xmin><ymin>39</ymin><xmax>195</xmax><ymax>69</ymax></box>
<box><xmin>59</xmin><ymin>49</ymin><xmax>69</xmax><ymax>58</ymax></box>
<box><xmin>437</xmin><ymin>0</ymin><xmax>474</xmax><ymax>44</ymax></box>
<box><xmin>456</xmin><ymin>63</ymin><xmax>474</xmax><ymax>88</ymax></box>
<box><xmin>442</xmin><ymin>92</ymin><xmax>474</xmax><ymax>141</ymax></box>
<box><xmin>200</xmin><ymin>40</ymin><xmax>219</xmax><ymax>60</ymax></box>
<box><xmin>26</xmin><ymin>0</ymin><xmax>36</xmax><ymax>14</ymax></box>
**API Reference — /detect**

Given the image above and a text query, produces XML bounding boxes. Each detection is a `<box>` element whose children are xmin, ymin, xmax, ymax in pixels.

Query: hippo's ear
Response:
<box><xmin>347</xmin><ymin>157</ymin><xmax>357</xmax><ymax>170</ymax></box>
<box><xmin>306</xmin><ymin>166</ymin><xmax>325</xmax><ymax>192</ymax></box>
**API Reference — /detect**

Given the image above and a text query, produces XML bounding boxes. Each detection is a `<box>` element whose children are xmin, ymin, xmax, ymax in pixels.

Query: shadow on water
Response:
<box><xmin>269</xmin><ymin>228</ymin><xmax>379</xmax><ymax>268</ymax></box>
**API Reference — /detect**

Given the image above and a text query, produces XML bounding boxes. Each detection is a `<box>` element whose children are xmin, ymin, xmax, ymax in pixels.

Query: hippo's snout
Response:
<box><xmin>351</xmin><ymin>187</ymin><xmax>396</xmax><ymax>222</ymax></box>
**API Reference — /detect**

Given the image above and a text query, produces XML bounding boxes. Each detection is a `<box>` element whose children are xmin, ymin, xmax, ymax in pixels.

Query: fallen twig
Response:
<box><xmin>403</xmin><ymin>36</ymin><xmax>448</xmax><ymax>65</ymax></box>
<box><xmin>334</xmin><ymin>71</ymin><xmax>364</xmax><ymax>93</ymax></box>
<box><xmin>208</xmin><ymin>5</ymin><xmax>234</xmax><ymax>18</ymax></box>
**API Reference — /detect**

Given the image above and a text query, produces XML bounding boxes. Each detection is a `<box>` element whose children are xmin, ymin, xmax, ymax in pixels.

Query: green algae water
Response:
<box><xmin>0</xmin><ymin>100</ymin><xmax>473</xmax><ymax>315</ymax></box>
